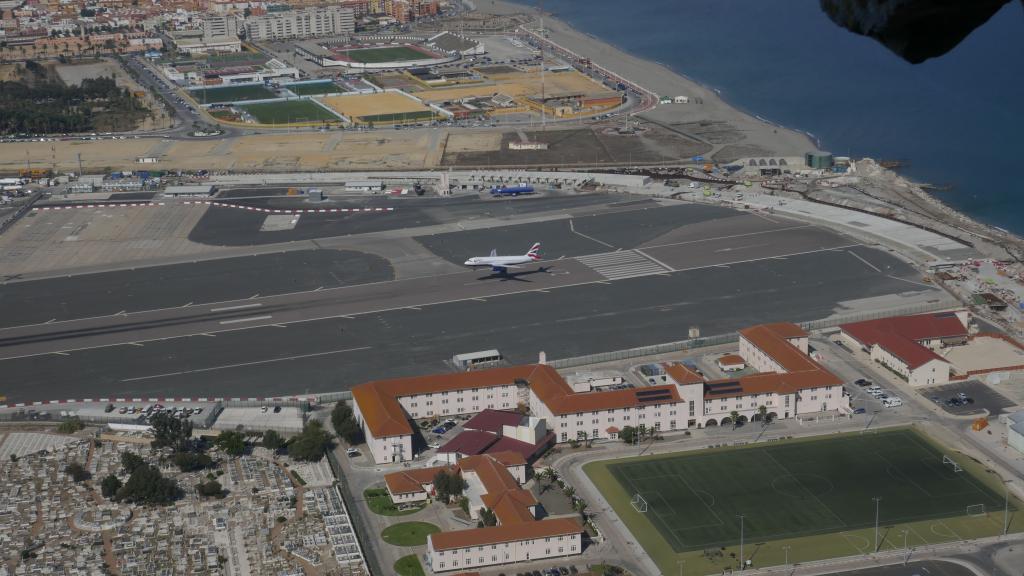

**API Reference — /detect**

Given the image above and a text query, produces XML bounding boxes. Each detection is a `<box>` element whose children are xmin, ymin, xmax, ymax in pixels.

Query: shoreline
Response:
<box><xmin>482</xmin><ymin>0</ymin><xmax>1024</xmax><ymax>257</ymax></box>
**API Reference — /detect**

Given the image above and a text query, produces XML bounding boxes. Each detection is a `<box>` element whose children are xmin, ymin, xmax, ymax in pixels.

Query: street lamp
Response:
<box><xmin>782</xmin><ymin>545</ymin><xmax>790</xmax><ymax>568</ymax></box>
<box><xmin>677</xmin><ymin>559</ymin><xmax>685</xmax><ymax>576</ymax></box>
<box><xmin>873</xmin><ymin>497</ymin><xmax>882</xmax><ymax>553</ymax></box>
<box><xmin>901</xmin><ymin>529</ymin><xmax>909</xmax><ymax>565</ymax></box>
<box><xmin>1003</xmin><ymin>480</ymin><xmax>1010</xmax><ymax>536</ymax></box>
<box><xmin>737</xmin><ymin>514</ymin><xmax>746</xmax><ymax>570</ymax></box>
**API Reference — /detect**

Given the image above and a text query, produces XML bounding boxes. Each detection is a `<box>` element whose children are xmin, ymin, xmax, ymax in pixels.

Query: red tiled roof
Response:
<box><xmin>438</xmin><ymin>430</ymin><xmax>500</xmax><ymax>456</ymax></box>
<box><xmin>384</xmin><ymin>465</ymin><xmax>452</xmax><ymax>495</ymax></box>
<box><xmin>718</xmin><ymin>354</ymin><xmax>746</xmax><ymax>366</ymax></box>
<box><xmin>485</xmin><ymin>450</ymin><xmax>527</xmax><ymax>467</ymax></box>
<box><xmin>464</xmin><ymin>409</ymin><xmax>524</xmax><ymax>433</ymax></box>
<box><xmin>482</xmin><ymin>488</ymin><xmax>538</xmax><ymax>524</ymax></box>
<box><xmin>353</xmin><ymin>365</ymin><xmax>545</xmax><ymax>439</ymax></box>
<box><xmin>663</xmin><ymin>362</ymin><xmax>704</xmax><ymax>385</ymax></box>
<box><xmin>841</xmin><ymin>312</ymin><xmax>965</xmax><ymax>369</ymax></box>
<box><xmin>704</xmin><ymin>323</ymin><xmax>842</xmax><ymax>400</ymax></box>
<box><xmin>486</xmin><ymin>434</ymin><xmax>549</xmax><ymax>462</ymax></box>
<box><xmin>606</xmin><ymin>426</ymin><xmax>620</xmax><ymax>434</ymax></box>
<box><xmin>528</xmin><ymin>365</ymin><xmax>682</xmax><ymax>415</ymax></box>
<box><xmin>429</xmin><ymin>518</ymin><xmax>581</xmax><ymax>551</ymax></box>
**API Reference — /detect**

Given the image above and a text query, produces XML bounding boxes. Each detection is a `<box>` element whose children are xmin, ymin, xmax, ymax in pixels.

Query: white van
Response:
<box><xmin>882</xmin><ymin>397</ymin><xmax>903</xmax><ymax>408</ymax></box>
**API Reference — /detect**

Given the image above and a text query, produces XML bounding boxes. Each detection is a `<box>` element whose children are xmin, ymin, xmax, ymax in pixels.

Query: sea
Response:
<box><xmin>511</xmin><ymin>0</ymin><xmax>1024</xmax><ymax>236</ymax></box>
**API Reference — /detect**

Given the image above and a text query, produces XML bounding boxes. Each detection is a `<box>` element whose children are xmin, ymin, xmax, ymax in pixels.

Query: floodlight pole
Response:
<box><xmin>737</xmin><ymin>514</ymin><xmax>745</xmax><ymax>569</ymax></box>
<box><xmin>873</xmin><ymin>497</ymin><xmax>882</xmax><ymax>553</ymax></box>
<box><xmin>1004</xmin><ymin>481</ymin><xmax>1010</xmax><ymax>536</ymax></box>
<box><xmin>901</xmin><ymin>529</ymin><xmax>908</xmax><ymax>565</ymax></box>
<box><xmin>677</xmin><ymin>559</ymin><xmax>685</xmax><ymax>576</ymax></box>
<box><xmin>782</xmin><ymin>545</ymin><xmax>790</xmax><ymax>568</ymax></box>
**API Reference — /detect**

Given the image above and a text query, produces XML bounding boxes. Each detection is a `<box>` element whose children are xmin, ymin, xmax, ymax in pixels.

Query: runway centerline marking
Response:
<box><xmin>120</xmin><ymin>346</ymin><xmax>372</xmax><ymax>382</ymax></box>
<box><xmin>219</xmin><ymin>315</ymin><xmax>272</xmax><ymax>325</ymax></box>
<box><xmin>210</xmin><ymin>303</ymin><xmax>263</xmax><ymax>313</ymax></box>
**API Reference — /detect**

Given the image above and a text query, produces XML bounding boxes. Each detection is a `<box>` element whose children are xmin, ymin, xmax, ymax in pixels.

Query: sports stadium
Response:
<box><xmin>296</xmin><ymin>40</ymin><xmax>457</xmax><ymax>70</ymax></box>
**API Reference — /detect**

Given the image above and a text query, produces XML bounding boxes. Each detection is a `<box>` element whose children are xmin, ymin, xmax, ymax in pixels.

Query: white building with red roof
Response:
<box><xmin>839</xmin><ymin>311</ymin><xmax>970</xmax><ymax>386</ymax></box>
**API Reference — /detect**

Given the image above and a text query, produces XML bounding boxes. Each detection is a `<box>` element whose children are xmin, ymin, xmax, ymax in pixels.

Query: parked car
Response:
<box><xmin>428</xmin><ymin>442</ymin><xmax>441</xmax><ymax>449</ymax></box>
<box><xmin>345</xmin><ymin>448</ymin><xmax>359</xmax><ymax>457</ymax></box>
<box><xmin>854</xmin><ymin>378</ymin><xmax>870</xmax><ymax>387</ymax></box>
<box><xmin>853</xmin><ymin>407</ymin><xmax>867</xmax><ymax>414</ymax></box>
<box><xmin>882</xmin><ymin>397</ymin><xmax>903</xmax><ymax>408</ymax></box>
<box><xmin>432</xmin><ymin>426</ymin><xmax>446</xmax><ymax>435</ymax></box>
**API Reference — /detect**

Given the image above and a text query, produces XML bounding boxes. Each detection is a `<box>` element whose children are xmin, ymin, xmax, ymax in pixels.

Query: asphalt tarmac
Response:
<box><xmin>0</xmin><ymin>237</ymin><xmax>935</xmax><ymax>401</ymax></box>
<box><xmin>188</xmin><ymin>192</ymin><xmax>639</xmax><ymax>246</ymax></box>
<box><xmin>0</xmin><ymin>249</ymin><xmax>393</xmax><ymax>328</ymax></box>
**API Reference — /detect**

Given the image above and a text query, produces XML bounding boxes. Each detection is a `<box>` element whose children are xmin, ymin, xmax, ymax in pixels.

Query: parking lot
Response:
<box><xmin>923</xmin><ymin>380</ymin><xmax>1017</xmax><ymax>416</ymax></box>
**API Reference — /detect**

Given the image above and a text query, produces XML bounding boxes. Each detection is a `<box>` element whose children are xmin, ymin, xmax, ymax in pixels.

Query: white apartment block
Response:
<box><xmin>245</xmin><ymin>6</ymin><xmax>355</xmax><ymax>41</ymax></box>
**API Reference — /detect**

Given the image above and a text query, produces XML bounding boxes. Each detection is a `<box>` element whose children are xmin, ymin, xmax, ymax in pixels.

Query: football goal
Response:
<box><xmin>943</xmin><ymin>455</ymin><xmax>963</xmax><ymax>473</ymax></box>
<box><xmin>631</xmin><ymin>493</ymin><xmax>649</xmax><ymax>513</ymax></box>
<box><xmin>967</xmin><ymin>504</ymin><xmax>986</xmax><ymax>517</ymax></box>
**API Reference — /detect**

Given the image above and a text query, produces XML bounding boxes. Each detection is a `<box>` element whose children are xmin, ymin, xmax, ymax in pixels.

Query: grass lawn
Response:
<box><xmin>345</xmin><ymin>45</ymin><xmax>432</xmax><ymax>64</ymax></box>
<box><xmin>358</xmin><ymin>110</ymin><xmax>437</xmax><ymax>125</ymax></box>
<box><xmin>395</xmin><ymin>554</ymin><xmax>426</xmax><ymax>576</ymax></box>
<box><xmin>381</xmin><ymin>521</ymin><xmax>440</xmax><ymax>546</ymax></box>
<box><xmin>287</xmin><ymin>82</ymin><xmax>344</xmax><ymax>96</ymax></box>
<box><xmin>190</xmin><ymin>84</ymin><xmax>276</xmax><ymax>104</ymax></box>
<box><xmin>240</xmin><ymin>100</ymin><xmax>340</xmax><ymax>124</ymax></box>
<box><xmin>365</xmin><ymin>487</ymin><xmax>427</xmax><ymax>516</ymax></box>
<box><xmin>585</xmin><ymin>427</ymin><xmax>1024</xmax><ymax>575</ymax></box>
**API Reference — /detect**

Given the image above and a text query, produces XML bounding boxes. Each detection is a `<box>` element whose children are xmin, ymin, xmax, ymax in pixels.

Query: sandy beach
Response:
<box><xmin>479</xmin><ymin>0</ymin><xmax>818</xmax><ymax>162</ymax></box>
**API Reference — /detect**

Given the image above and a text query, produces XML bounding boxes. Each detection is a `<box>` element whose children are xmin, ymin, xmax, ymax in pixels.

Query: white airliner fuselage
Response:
<box><xmin>464</xmin><ymin>243</ymin><xmax>541</xmax><ymax>274</ymax></box>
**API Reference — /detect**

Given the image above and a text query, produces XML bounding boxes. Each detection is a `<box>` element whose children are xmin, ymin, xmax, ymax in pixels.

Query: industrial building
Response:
<box><xmin>245</xmin><ymin>6</ymin><xmax>355</xmax><ymax>41</ymax></box>
<box><xmin>839</xmin><ymin>311</ymin><xmax>971</xmax><ymax>387</ymax></box>
<box><xmin>352</xmin><ymin>323</ymin><xmax>849</xmax><ymax>463</ymax></box>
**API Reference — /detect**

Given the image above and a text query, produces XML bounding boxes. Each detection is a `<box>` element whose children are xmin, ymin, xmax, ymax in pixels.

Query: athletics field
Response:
<box><xmin>584</xmin><ymin>428</ymin><xmax>1022</xmax><ymax>574</ymax></box>
<box><xmin>239</xmin><ymin>101</ymin><xmax>340</xmax><ymax>124</ymax></box>
<box><xmin>337</xmin><ymin>45</ymin><xmax>433</xmax><ymax>64</ymax></box>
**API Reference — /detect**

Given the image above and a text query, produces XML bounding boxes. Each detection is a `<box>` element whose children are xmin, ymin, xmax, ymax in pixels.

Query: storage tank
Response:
<box><xmin>805</xmin><ymin>151</ymin><xmax>834</xmax><ymax>169</ymax></box>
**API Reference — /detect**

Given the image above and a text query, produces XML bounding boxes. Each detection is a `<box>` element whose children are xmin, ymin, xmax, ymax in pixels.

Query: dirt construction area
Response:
<box><xmin>944</xmin><ymin>335</ymin><xmax>1024</xmax><ymax>373</ymax></box>
<box><xmin>320</xmin><ymin>92</ymin><xmax>431</xmax><ymax>119</ymax></box>
<box><xmin>416</xmin><ymin>68</ymin><xmax>608</xmax><ymax>103</ymax></box>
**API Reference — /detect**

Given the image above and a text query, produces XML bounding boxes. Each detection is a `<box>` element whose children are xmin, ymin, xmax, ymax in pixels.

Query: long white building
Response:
<box><xmin>352</xmin><ymin>323</ymin><xmax>847</xmax><ymax>464</ymax></box>
<box><xmin>245</xmin><ymin>6</ymin><xmax>355</xmax><ymax>41</ymax></box>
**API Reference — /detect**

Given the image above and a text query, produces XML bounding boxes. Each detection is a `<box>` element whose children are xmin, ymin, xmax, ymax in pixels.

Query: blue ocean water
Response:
<box><xmin>512</xmin><ymin>0</ymin><xmax>1024</xmax><ymax>235</ymax></box>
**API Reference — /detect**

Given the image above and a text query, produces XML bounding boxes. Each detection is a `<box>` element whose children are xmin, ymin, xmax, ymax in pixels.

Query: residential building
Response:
<box><xmin>245</xmin><ymin>6</ymin><xmax>355</xmax><ymax>41</ymax></box>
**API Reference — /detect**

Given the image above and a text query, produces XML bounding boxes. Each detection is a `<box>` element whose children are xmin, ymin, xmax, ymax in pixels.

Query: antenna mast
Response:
<box><xmin>539</xmin><ymin>0</ymin><xmax>545</xmax><ymax>130</ymax></box>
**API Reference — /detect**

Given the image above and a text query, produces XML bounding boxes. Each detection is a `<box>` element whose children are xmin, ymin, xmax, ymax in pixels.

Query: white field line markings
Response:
<box><xmin>569</xmin><ymin>219</ymin><xmax>616</xmax><ymax>249</ymax></box>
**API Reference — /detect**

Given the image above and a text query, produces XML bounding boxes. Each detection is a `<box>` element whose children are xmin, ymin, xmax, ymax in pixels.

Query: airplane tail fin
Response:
<box><xmin>526</xmin><ymin>242</ymin><xmax>541</xmax><ymax>260</ymax></box>
<box><xmin>489</xmin><ymin>248</ymin><xmax>497</xmax><ymax>257</ymax></box>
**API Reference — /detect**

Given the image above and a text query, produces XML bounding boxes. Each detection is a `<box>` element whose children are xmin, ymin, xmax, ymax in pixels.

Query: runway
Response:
<box><xmin>0</xmin><ymin>202</ymin><xmax>938</xmax><ymax>401</ymax></box>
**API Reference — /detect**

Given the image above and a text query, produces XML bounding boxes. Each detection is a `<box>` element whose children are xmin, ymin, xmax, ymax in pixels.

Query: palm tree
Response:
<box><xmin>730</xmin><ymin>410</ymin><xmax>740</xmax><ymax>428</ymax></box>
<box><xmin>563</xmin><ymin>485</ymin><xmax>575</xmax><ymax>500</ymax></box>
<box><xmin>758</xmin><ymin>405</ymin><xmax>768</xmax><ymax>425</ymax></box>
<box><xmin>575</xmin><ymin>498</ymin><xmax>589</xmax><ymax>523</ymax></box>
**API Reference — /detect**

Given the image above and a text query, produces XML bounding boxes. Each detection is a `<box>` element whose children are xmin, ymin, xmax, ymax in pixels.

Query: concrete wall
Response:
<box><xmin>908</xmin><ymin>358</ymin><xmax>951</xmax><ymax>387</ymax></box>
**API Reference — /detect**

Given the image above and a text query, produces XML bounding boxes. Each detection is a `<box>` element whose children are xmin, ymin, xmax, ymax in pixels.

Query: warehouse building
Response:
<box><xmin>839</xmin><ymin>311</ymin><xmax>970</xmax><ymax>387</ymax></box>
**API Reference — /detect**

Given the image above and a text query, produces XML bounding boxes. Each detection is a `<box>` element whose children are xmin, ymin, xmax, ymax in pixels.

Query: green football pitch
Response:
<box><xmin>239</xmin><ymin>100</ymin><xmax>340</xmax><ymax>124</ymax></box>
<box><xmin>286</xmin><ymin>82</ymin><xmax>344</xmax><ymax>96</ymax></box>
<box><xmin>190</xmin><ymin>84</ymin><xmax>276</xmax><ymax>104</ymax></box>
<box><xmin>344</xmin><ymin>46</ymin><xmax>432</xmax><ymax>63</ymax></box>
<box><xmin>586</xmin><ymin>428</ymin><xmax>1021</xmax><ymax>573</ymax></box>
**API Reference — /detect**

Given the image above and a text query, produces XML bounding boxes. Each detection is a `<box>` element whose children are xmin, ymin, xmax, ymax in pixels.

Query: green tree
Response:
<box><xmin>262</xmin><ymin>430</ymin><xmax>286</xmax><ymax>450</ymax></box>
<box><xmin>331</xmin><ymin>401</ymin><xmax>364</xmax><ymax>445</ymax></box>
<box><xmin>101</xmin><ymin>474</ymin><xmax>122</xmax><ymax>498</ymax></box>
<box><xmin>729</xmin><ymin>410</ymin><xmax>741</xmax><ymax>427</ymax></box>
<box><xmin>65</xmin><ymin>461</ymin><xmax>90</xmax><ymax>482</ymax></box>
<box><xmin>195</xmin><ymin>479</ymin><xmax>226</xmax><ymax>498</ymax></box>
<box><xmin>57</xmin><ymin>417</ymin><xmax>84</xmax><ymax>434</ymax></box>
<box><xmin>120</xmin><ymin>451</ymin><xmax>145</xmax><ymax>474</ymax></box>
<box><xmin>115</xmin><ymin>464</ymin><xmax>179</xmax><ymax>505</ymax></box>
<box><xmin>215</xmin><ymin>430</ymin><xmax>246</xmax><ymax>456</ymax></box>
<box><xmin>287</xmin><ymin>421</ymin><xmax>333</xmax><ymax>462</ymax></box>
<box><xmin>477</xmin><ymin>507</ymin><xmax>497</xmax><ymax>527</ymax></box>
<box><xmin>433</xmin><ymin>469</ymin><xmax>466</xmax><ymax>503</ymax></box>
<box><xmin>758</xmin><ymin>405</ymin><xmax>768</xmax><ymax>424</ymax></box>
<box><xmin>619</xmin><ymin>425</ymin><xmax>636</xmax><ymax>444</ymax></box>
<box><xmin>173</xmin><ymin>451</ymin><xmax>212</xmax><ymax>472</ymax></box>
<box><xmin>149</xmin><ymin>412</ymin><xmax>193</xmax><ymax>452</ymax></box>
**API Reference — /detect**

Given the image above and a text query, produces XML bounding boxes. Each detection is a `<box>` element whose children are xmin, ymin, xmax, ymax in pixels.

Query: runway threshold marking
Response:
<box><xmin>846</xmin><ymin>250</ymin><xmax>882</xmax><ymax>273</ymax></box>
<box><xmin>210</xmin><ymin>303</ymin><xmax>262</xmax><ymax>312</ymax></box>
<box><xmin>120</xmin><ymin>346</ymin><xmax>373</xmax><ymax>382</ymax></box>
<box><xmin>218</xmin><ymin>315</ymin><xmax>272</xmax><ymax>325</ymax></box>
<box><xmin>633</xmin><ymin>248</ymin><xmax>675</xmax><ymax>272</ymax></box>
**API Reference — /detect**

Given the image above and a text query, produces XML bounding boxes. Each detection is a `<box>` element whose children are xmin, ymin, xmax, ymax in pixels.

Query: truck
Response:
<box><xmin>490</xmin><ymin>184</ymin><xmax>535</xmax><ymax>197</ymax></box>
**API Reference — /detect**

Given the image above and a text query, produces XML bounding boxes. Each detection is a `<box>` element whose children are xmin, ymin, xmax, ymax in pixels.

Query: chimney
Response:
<box><xmin>538</xmin><ymin>351</ymin><xmax>546</xmax><ymax>365</ymax></box>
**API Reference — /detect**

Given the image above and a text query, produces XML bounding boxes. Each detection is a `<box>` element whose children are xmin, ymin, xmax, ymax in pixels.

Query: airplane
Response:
<box><xmin>464</xmin><ymin>243</ymin><xmax>542</xmax><ymax>275</ymax></box>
